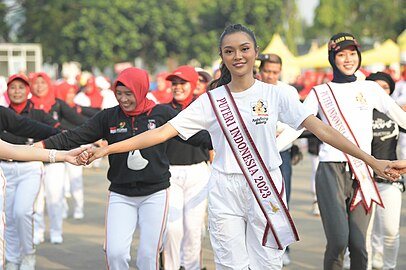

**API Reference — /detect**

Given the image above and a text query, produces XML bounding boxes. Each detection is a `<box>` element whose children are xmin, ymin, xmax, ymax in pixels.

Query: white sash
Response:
<box><xmin>313</xmin><ymin>84</ymin><xmax>383</xmax><ymax>212</ymax></box>
<box><xmin>207</xmin><ymin>85</ymin><xmax>299</xmax><ymax>249</ymax></box>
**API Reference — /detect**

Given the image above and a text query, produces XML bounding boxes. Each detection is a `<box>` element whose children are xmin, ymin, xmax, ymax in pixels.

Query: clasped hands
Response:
<box><xmin>73</xmin><ymin>146</ymin><xmax>406</xmax><ymax>181</ymax></box>
<box><xmin>75</xmin><ymin>145</ymin><xmax>108</xmax><ymax>166</ymax></box>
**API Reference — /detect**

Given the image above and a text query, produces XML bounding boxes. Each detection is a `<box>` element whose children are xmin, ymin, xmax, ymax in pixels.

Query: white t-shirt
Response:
<box><xmin>392</xmin><ymin>80</ymin><xmax>406</xmax><ymax>106</ymax></box>
<box><xmin>101</xmin><ymin>89</ymin><xmax>118</xmax><ymax>109</ymax></box>
<box><xmin>73</xmin><ymin>92</ymin><xmax>91</xmax><ymax>107</ymax></box>
<box><xmin>303</xmin><ymin>80</ymin><xmax>399</xmax><ymax>162</ymax></box>
<box><xmin>275</xmin><ymin>81</ymin><xmax>300</xmax><ymax>152</ymax></box>
<box><xmin>169</xmin><ymin>80</ymin><xmax>311</xmax><ymax>174</ymax></box>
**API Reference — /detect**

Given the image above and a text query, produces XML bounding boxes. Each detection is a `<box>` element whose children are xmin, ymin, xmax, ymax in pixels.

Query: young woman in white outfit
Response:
<box><xmin>85</xmin><ymin>24</ymin><xmax>405</xmax><ymax>270</ymax></box>
<box><xmin>0</xmin><ymin>137</ymin><xmax>86</xmax><ymax>270</ymax></box>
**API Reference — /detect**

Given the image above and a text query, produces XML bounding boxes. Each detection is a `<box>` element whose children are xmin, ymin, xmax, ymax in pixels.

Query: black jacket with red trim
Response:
<box><xmin>0</xmin><ymin>101</ymin><xmax>61</xmax><ymax>145</ymax></box>
<box><xmin>0</xmin><ymin>106</ymin><xmax>59</xmax><ymax>142</ymax></box>
<box><xmin>42</xmin><ymin>104</ymin><xmax>208</xmax><ymax>196</ymax></box>
<box><xmin>164</xmin><ymin>101</ymin><xmax>211</xmax><ymax>165</ymax></box>
<box><xmin>48</xmin><ymin>98</ymin><xmax>88</xmax><ymax>130</ymax></box>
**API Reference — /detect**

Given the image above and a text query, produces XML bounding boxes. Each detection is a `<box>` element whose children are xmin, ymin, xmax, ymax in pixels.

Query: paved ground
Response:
<box><xmin>35</xmin><ymin>151</ymin><xmax>406</xmax><ymax>269</ymax></box>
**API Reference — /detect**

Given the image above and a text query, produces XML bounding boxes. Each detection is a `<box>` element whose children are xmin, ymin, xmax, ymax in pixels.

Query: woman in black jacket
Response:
<box><xmin>38</xmin><ymin>67</ymin><xmax>211</xmax><ymax>270</ymax></box>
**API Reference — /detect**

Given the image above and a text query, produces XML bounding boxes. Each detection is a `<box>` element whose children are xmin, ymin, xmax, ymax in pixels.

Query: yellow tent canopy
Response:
<box><xmin>362</xmin><ymin>39</ymin><xmax>400</xmax><ymax>66</ymax></box>
<box><xmin>295</xmin><ymin>43</ymin><xmax>330</xmax><ymax>69</ymax></box>
<box><xmin>260</xmin><ymin>34</ymin><xmax>300</xmax><ymax>83</ymax></box>
<box><xmin>396</xmin><ymin>28</ymin><xmax>406</xmax><ymax>51</ymax></box>
<box><xmin>295</xmin><ymin>39</ymin><xmax>400</xmax><ymax>68</ymax></box>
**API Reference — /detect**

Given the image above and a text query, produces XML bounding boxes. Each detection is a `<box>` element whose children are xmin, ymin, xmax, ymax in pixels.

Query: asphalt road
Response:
<box><xmin>35</xmin><ymin>151</ymin><xmax>406</xmax><ymax>269</ymax></box>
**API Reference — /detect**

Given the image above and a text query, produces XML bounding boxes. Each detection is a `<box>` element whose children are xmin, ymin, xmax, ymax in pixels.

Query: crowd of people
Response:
<box><xmin>0</xmin><ymin>23</ymin><xmax>405</xmax><ymax>270</ymax></box>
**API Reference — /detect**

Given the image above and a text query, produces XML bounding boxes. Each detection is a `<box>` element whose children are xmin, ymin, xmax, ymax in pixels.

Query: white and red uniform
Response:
<box><xmin>392</xmin><ymin>79</ymin><xmax>406</xmax><ymax>159</ymax></box>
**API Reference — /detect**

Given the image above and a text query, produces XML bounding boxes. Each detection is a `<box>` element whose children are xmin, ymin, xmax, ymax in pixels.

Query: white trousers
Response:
<box><xmin>0</xmin><ymin>168</ymin><xmax>6</xmax><ymax>270</ymax></box>
<box><xmin>371</xmin><ymin>183</ymin><xmax>402</xmax><ymax>269</ymax></box>
<box><xmin>0</xmin><ymin>161</ymin><xmax>43</xmax><ymax>264</ymax></box>
<box><xmin>163</xmin><ymin>162</ymin><xmax>210</xmax><ymax>270</ymax></box>
<box><xmin>64</xmin><ymin>163</ymin><xmax>84</xmax><ymax>215</ymax></box>
<box><xmin>105</xmin><ymin>190</ymin><xmax>169</xmax><ymax>270</ymax></box>
<box><xmin>309</xmin><ymin>154</ymin><xmax>319</xmax><ymax>201</ymax></box>
<box><xmin>34</xmin><ymin>163</ymin><xmax>66</xmax><ymax>240</ymax></box>
<box><xmin>208</xmin><ymin>169</ymin><xmax>285</xmax><ymax>270</ymax></box>
<box><xmin>398</xmin><ymin>132</ymin><xmax>406</xmax><ymax>160</ymax></box>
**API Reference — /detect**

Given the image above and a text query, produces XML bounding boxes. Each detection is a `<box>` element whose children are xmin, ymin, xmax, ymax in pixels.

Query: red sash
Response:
<box><xmin>207</xmin><ymin>85</ymin><xmax>299</xmax><ymax>249</ymax></box>
<box><xmin>313</xmin><ymin>84</ymin><xmax>383</xmax><ymax>212</ymax></box>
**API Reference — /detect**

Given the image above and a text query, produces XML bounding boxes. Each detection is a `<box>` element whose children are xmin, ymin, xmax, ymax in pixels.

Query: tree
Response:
<box><xmin>190</xmin><ymin>0</ymin><xmax>287</xmax><ymax>67</ymax></box>
<box><xmin>0</xmin><ymin>2</ymin><xmax>9</xmax><ymax>42</ymax></box>
<box><xmin>16</xmin><ymin>0</ymin><xmax>298</xmax><ymax>72</ymax></box>
<box><xmin>306</xmin><ymin>0</ymin><xmax>405</xmax><ymax>45</ymax></box>
<box><xmin>18</xmin><ymin>0</ymin><xmax>195</xmax><ymax>71</ymax></box>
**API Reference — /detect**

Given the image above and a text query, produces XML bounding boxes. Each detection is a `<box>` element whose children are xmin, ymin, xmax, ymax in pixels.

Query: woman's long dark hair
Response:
<box><xmin>208</xmin><ymin>24</ymin><xmax>258</xmax><ymax>90</ymax></box>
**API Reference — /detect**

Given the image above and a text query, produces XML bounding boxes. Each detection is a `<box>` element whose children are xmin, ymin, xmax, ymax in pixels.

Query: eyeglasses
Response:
<box><xmin>198</xmin><ymin>78</ymin><xmax>207</xmax><ymax>83</ymax></box>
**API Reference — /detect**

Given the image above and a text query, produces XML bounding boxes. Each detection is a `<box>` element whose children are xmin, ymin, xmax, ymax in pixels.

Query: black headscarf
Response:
<box><xmin>328</xmin><ymin>32</ymin><xmax>362</xmax><ymax>83</ymax></box>
<box><xmin>366</xmin><ymin>72</ymin><xmax>396</xmax><ymax>95</ymax></box>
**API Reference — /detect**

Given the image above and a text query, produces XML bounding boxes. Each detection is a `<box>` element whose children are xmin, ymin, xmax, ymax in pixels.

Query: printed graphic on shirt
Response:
<box><xmin>127</xmin><ymin>150</ymin><xmax>149</xmax><ymax>170</ymax></box>
<box><xmin>251</xmin><ymin>99</ymin><xmax>269</xmax><ymax>125</ymax></box>
<box><xmin>147</xmin><ymin>119</ymin><xmax>156</xmax><ymax>130</ymax></box>
<box><xmin>355</xmin><ymin>92</ymin><xmax>368</xmax><ymax>109</ymax></box>
<box><xmin>109</xmin><ymin>121</ymin><xmax>128</xmax><ymax>134</ymax></box>
<box><xmin>372</xmin><ymin>116</ymin><xmax>398</xmax><ymax>141</ymax></box>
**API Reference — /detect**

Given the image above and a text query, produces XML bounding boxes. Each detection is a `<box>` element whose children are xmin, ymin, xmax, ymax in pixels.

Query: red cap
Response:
<box><xmin>166</xmin><ymin>66</ymin><xmax>198</xmax><ymax>84</ymax></box>
<box><xmin>7</xmin><ymin>74</ymin><xmax>30</xmax><ymax>86</ymax></box>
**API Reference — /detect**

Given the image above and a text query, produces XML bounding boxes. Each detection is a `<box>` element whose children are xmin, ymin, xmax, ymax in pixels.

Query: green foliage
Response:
<box><xmin>13</xmin><ymin>0</ymin><xmax>405</xmax><ymax>73</ymax></box>
<box><xmin>0</xmin><ymin>2</ymin><xmax>9</xmax><ymax>42</ymax></box>
<box><xmin>306</xmin><ymin>0</ymin><xmax>405</xmax><ymax>45</ymax></box>
<box><xmin>16</xmin><ymin>0</ymin><xmax>291</xmax><ymax>72</ymax></box>
<box><xmin>190</xmin><ymin>0</ymin><xmax>286</xmax><ymax>67</ymax></box>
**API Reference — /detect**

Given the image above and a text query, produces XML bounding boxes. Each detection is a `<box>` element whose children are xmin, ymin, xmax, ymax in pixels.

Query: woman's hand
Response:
<box><xmin>85</xmin><ymin>146</ymin><xmax>109</xmax><ymax>165</ymax></box>
<box><xmin>65</xmin><ymin>146</ymin><xmax>91</xmax><ymax>166</ymax></box>
<box><xmin>384</xmin><ymin>160</ymin><xmax>406</xmax><ymax>176</ymax></box>
<box><xmin>368</xmin><ymin>157</ymin><xmax>400</xmax><ymax>181</ymax></box>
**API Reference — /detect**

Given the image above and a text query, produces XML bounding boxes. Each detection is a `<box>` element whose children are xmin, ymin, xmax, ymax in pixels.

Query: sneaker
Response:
<box><xmin>73</xmin><ymin>208</ymin><xmax>84</xmax><ymax>220</ymax></box>
<box><xmin>372</xmin><ymin>254</ymin><xmax>384</xmax><ymax>269</ymax></box>
<box><xmin>33</xmin><ymin>234</ymin><xmax>44</xmax><ymax>245</ymax></box>
<box><xmin>5</xmin><ymin>262</ymin><xmax>19</xmax><ymax>270</ymax></box>
<box><xmin>343</xmin><ymin>249</ymin><xmax>350</xmax><ymax>269</ymax></box>
<box><xmin>312</xmin><ymin>201</ymin><xmax>320</xmax><ymax>216</ymax></box>
<box><xmin>20</xmin><ymin>254</ymin><xmax>36</xmax><ymax>270</ymax></box>
<box><xmin>50</xmin><ymin>235</ymin><xmax>63</xmax><ymax>244</ymax></box>
<box><xmin>282</xmin><ymin>252</ymin><xmax>291</xmax><ymax>266</ymax></box>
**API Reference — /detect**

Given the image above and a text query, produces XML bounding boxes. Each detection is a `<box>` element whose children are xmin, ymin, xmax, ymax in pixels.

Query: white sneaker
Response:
<box><xmin>33</xmin><ymin>234</ymin><xmax>44</xmax><ymax>245</ymax></box>
<box><xmin>73</xmin><ymin>208</ymin><xmax>84</xmax><ymax>219</ymax></box>
<box><xmin>20</xmin><ymin>254</ymin><xmax>36</xmax><ymax>270</ymax></box>
<box><xmin>50</xmin><ymin>235</ymin><xmax>63</xmax><ymax>244</ymax></box>
<box><xmin>5</xmin><ymin>262</ymin><xmax>19</xmax><ymax>270</ymax></box>
<box><xmin>372</xmin><ymin>254</ymin><xmax>384</xmax><ymax>269</ymax></box>
<box><xmin>282</xmin><ymin>252</ymin><xmax>291</xmax><ymax>266</ymax></box>
<box><xmin>312</xmin><ymin>201</ymin><xmax>320</xmax><ymax>216</ymax></box>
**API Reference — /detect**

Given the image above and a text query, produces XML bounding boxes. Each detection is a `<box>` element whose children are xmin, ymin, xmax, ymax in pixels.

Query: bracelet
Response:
<box><xmin>48</xmin><ymin>149</ymin><xmax>57</xmax><ymax>163</ymax></box>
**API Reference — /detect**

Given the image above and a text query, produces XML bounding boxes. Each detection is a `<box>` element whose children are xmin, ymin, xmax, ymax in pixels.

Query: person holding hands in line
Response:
<box><xmin>82</xmin><ymin>24</ymin><xmax>404</xmax><ymax>270</ymax></box>
<box><xmin>35</xmin><ymin>67</ymin><xmax>212</xmax><ymax>270</ymax></box>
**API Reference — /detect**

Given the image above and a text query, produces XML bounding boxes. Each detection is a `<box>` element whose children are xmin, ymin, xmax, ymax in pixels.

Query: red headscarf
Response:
<box><xmin>113</xmin><ymin>67</ymin><xmax>156</xmax><ymax>117</ymax></box>
<box><xmin>55</xmin><ymin>81</ymin><xmax>78</xmax><ymax>107</ymax></box>
<box><xmin>85</xmin><ymin>77</ymin><xmax>103</xmax><ymax>109</ymax></box>
<box><xmin>166</xmin><ymin>65</ymin><xmax>198</xmax><ymax>110</ymax></box>
<box><xmin>29</xmin><ymin>72</ymin><xmax>56</xmax><ymax>113</ymax></box>
<box><xmin>152</xmin><ymin>72</ymin><xmax>173</xmax><ymax>104</ymax></box>
<box><xmin>7</xmin><ymin>74</ymin><xmax>30</xmax><ymax>114</ymax></box>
